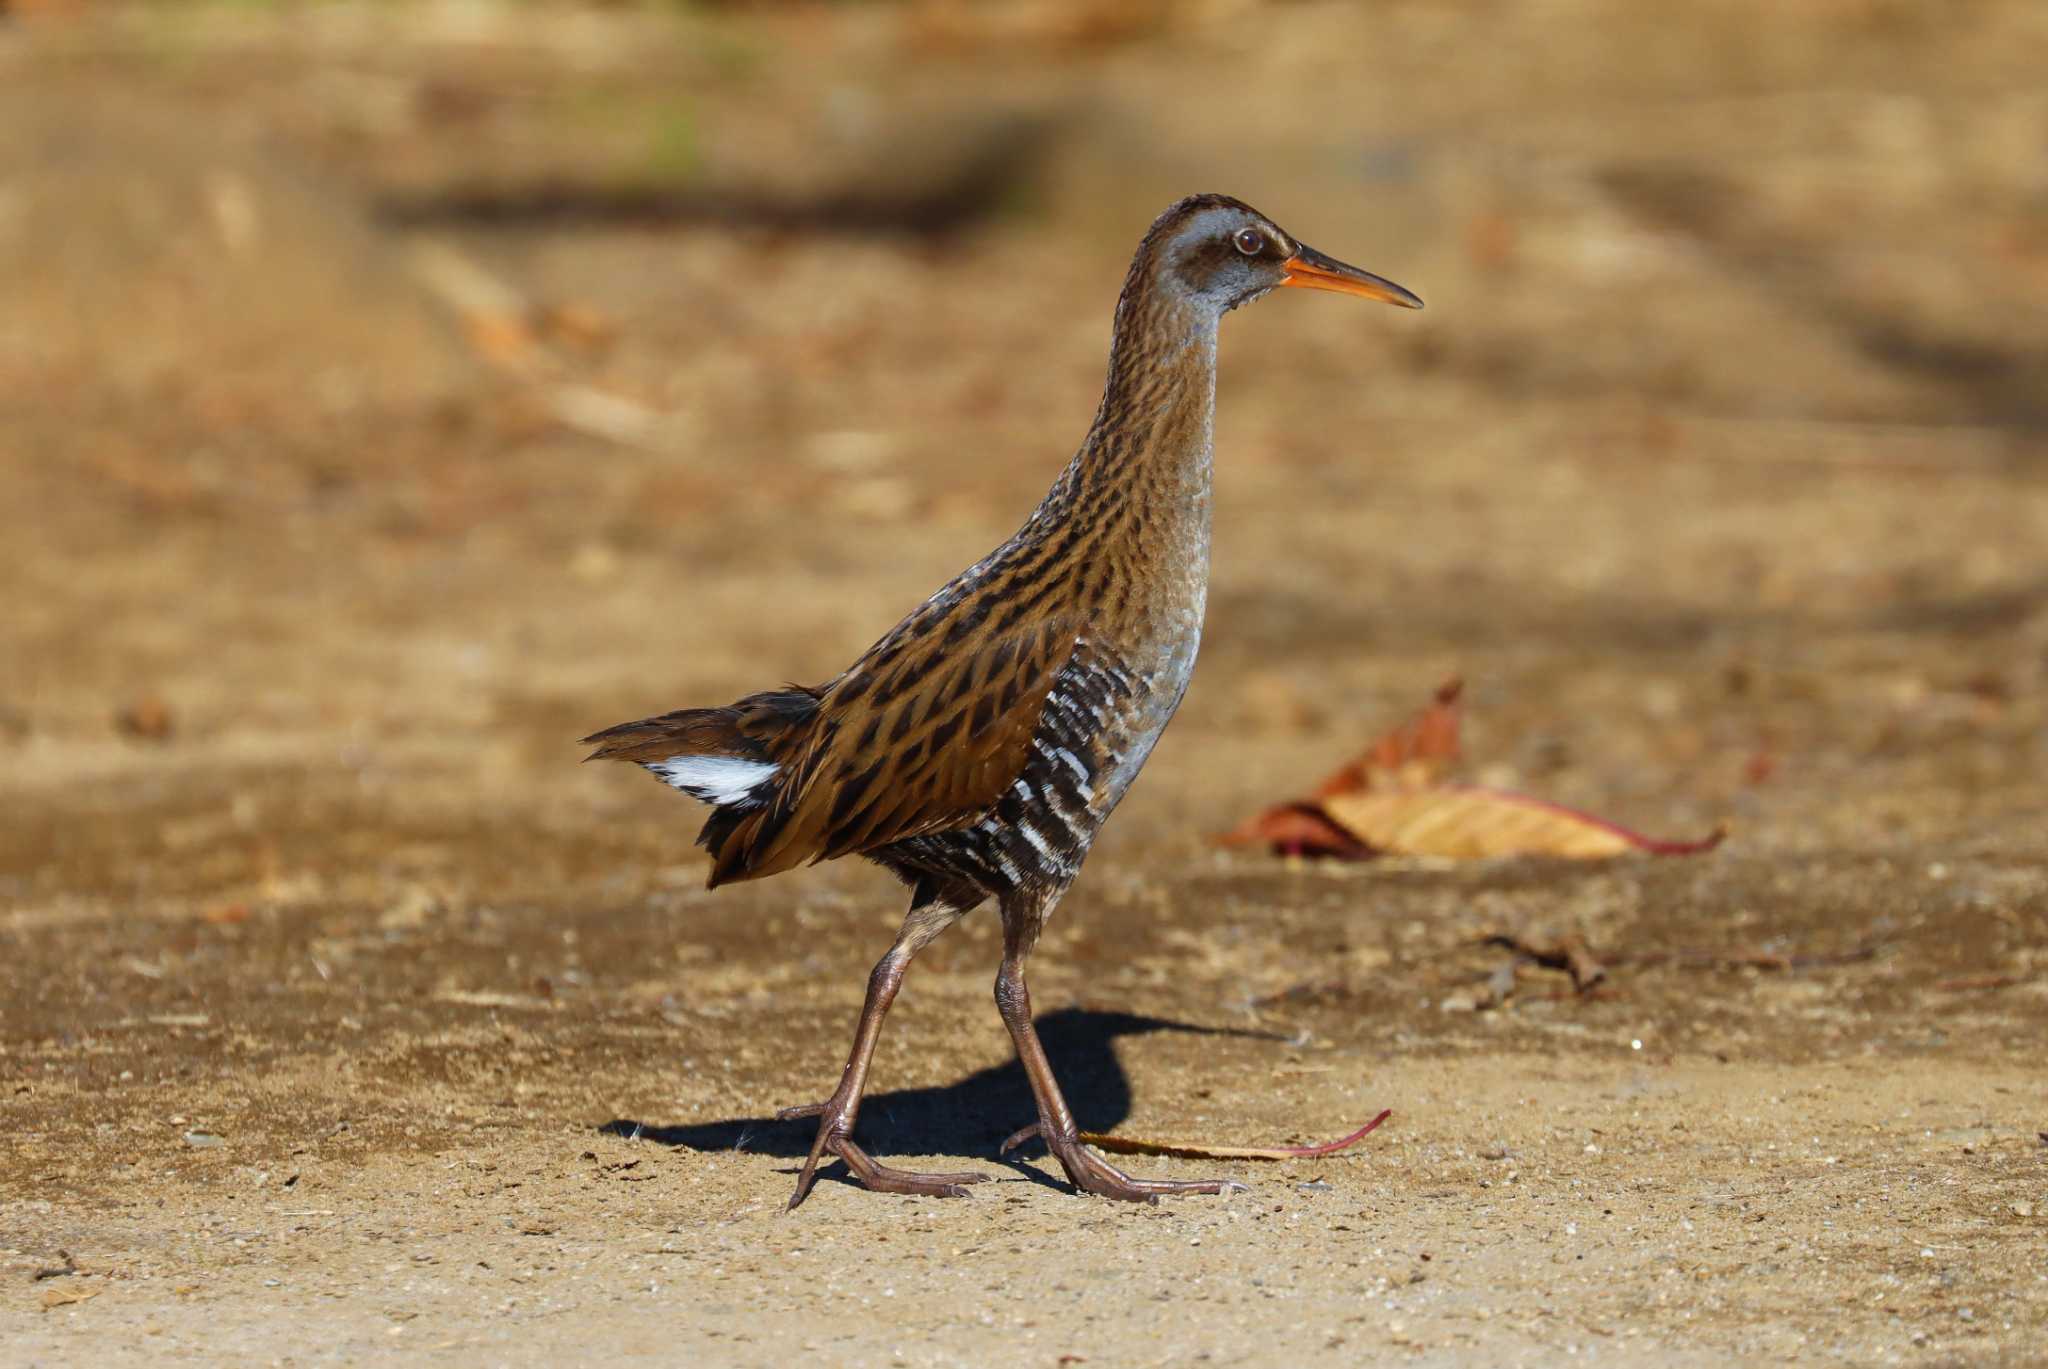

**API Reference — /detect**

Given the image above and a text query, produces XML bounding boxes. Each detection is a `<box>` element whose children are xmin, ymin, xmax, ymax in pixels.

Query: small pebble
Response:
<box><xmin>183</xmin><ymin>1131</ymin><xmax>224</xmax><ymax>1149</ymax></box>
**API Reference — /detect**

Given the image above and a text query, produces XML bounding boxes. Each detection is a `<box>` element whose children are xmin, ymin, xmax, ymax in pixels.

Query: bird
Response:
<box><xmin>583</xmin><ymin>194</ymin><xmax>1421</xmax><ymax>1208</ymax></box>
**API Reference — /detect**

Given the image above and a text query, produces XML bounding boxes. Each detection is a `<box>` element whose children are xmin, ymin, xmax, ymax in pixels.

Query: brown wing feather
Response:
<box><xmin>710</xmin><ymin>610</ymin><xmax>1079</xmax><ymax>885</ymax></box>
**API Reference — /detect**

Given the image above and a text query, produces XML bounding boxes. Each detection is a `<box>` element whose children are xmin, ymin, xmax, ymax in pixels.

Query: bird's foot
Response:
<box><xmin>998</xmin><ymin>1122</ymin><xmax>1247</xmax><ymax>1204</ymax></box>
<box><xmin>998</xmin><ymin>1120</ymin><xmax>1043</xmax><ymax>1155</ymax></box>
<box><xmin>775</xmin><ymin>1100</ymin><xmax>991</xmax><ymax>1209</ymax></box>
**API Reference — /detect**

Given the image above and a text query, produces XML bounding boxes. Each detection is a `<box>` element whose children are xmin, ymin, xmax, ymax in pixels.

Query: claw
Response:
<box><xmin>786</xmin><ymin>1114</ymin><xmax>839</xmax><ymax>1211</ymax></box>
<box><xmin>999</xmin><ymin>1119</ymin><xmax>1244</xmax><ymax>1202</ymax></box>
<box><xmin>999</xmin><ymin>1122</ymin><xmax>1041</xmax><ymax>1156</ymax></box>
<box><xmin>778</xmin><ymin>1098</ymin><xmax>992</xmax><ymax>1209</ymax></box>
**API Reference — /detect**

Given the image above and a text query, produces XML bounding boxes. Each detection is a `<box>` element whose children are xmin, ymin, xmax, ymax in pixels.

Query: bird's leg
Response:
<box><xmin>992</xmin><ymin>909</ymin><xmax>1246</xmax><ymax>1203</ymax></box>
<box><xmin>776</xmin><ymin>892</ymin><xmax>989</xmax><ymax>1209</ymax></box>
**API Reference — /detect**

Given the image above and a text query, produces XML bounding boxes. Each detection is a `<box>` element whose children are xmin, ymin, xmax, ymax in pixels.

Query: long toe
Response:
<box><xmin>1052</xmin><ymin>1135</ymin><xmax>1247</xmax><ymax>1203</ymax></box>
<box><xmin>830</xmin><ymin>1136</ymin><xmax>992</xmax><ymax>1198</ymax></box>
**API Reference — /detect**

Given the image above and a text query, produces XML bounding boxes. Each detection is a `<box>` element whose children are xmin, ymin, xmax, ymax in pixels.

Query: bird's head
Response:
<box><xmin>1137</xmin><ymin>193</ymin><xmax>1423</xmax><ymax>318</ymax></box>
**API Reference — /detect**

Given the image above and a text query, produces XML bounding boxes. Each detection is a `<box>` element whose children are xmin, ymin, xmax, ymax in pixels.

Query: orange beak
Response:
<box><xmin>1280</xmin><ymin>245</ymin><xmax>1423</xmax><ymax>309</ymax></box>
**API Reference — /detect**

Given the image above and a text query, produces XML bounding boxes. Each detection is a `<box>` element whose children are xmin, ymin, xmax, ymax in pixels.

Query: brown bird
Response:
<box><xmin>584</xmin><ymin>194</ymin><xmax>1421</xmax><ymax>1208</ymax></box>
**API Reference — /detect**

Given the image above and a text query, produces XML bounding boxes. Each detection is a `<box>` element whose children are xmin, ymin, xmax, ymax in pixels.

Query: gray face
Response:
<box><xmin>1160</xmin><ymin>206</ymin><xmax>1298</xmax><ymax>315</ymax></box>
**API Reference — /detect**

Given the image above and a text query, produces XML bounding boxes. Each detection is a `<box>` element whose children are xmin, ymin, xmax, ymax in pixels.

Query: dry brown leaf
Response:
<box><xmin>1078</xmin><ymin>1109</ymin><xmax>1390</xmax><ymax>1161</ymax></box>
<box><xmin>1216</xmin><ymin>803</ymin><xmax>1373</xmax><ymax>859</ymax></box>
<box><xmin>1219</xmin><ymin>678</ymin><xmax>1723</xmax><ymax>861</ymax></box>
<box><xmin>1326</xmin><ymin>787</ymin><xmax>1723</xmax><ymax>860</ymax></box>
<box><xmin>1314</xmin><ymin>677</ymin><xmax>1463</xmax><ymax>799</ymax></box>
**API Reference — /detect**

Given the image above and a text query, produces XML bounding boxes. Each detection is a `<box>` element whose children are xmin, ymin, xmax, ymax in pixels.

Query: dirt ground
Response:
<box><xmin>5</xmin><ymin>2</ymin><xmax>2047</xmax><ymax>1363</ymax></box>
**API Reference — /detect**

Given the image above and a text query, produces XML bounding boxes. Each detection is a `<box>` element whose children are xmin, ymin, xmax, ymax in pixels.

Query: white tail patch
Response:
<box><xmin>648</xmin><ymin>755</ymin><xmax>778</xmax><ymax>806</ymax></box>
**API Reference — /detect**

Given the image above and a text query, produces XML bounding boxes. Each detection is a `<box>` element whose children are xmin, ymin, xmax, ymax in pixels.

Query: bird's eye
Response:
<box><xmin>1233</xmin><ymin>228</ymin><xmax>1266</xmax><ymax>256</ymax></box>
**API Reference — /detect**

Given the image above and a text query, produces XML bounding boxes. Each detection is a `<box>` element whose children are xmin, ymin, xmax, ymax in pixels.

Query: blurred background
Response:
<box><xmin>8</xmin><ymin>0</ymin><xmax>2039</xmax><ymax>1004</ymax></box>
<box><xmin>6</xmin><ymin>0</ymin><xmax>2044</xmax><ymax>887</ymax></box>
<box><xmin>6</xmin><ymin>3</ymin><xmax>2048</xmax><ymax>1356</ymax></box>
<box><xmin>4</xmin><ymin>0</ymin><xmax>2048</xmax><ymax>1036</ymax></box>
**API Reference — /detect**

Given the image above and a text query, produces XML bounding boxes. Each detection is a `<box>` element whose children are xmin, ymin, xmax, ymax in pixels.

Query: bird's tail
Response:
<box><xmin>580</xmin><ymin>685</ymin><xmax>823</xmax><ymax>812</ymax></box>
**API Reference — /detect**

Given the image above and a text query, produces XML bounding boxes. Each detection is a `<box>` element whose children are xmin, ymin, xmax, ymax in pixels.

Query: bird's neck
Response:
<box><xmin>1005</xmin><ymin>282</ymin><xmax>1220</xmax><ymax>634</ymax></box>
<box><xmin>1067</xmin><ymin>290</ymin><xmax>1220</xmax><ymax>532</ymax></box>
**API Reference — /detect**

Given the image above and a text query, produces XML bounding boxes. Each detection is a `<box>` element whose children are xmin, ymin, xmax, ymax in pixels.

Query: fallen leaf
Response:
<box><xmin>1224</xmin><ymin>804</ymin><xmax>1373</xmax><ymax>859</ymax></box>
<box><xmin>1219</xmin><ymin>679</ymin><xmax>1723</xmax><ymax>861</ymax></box>
<box><xmin>1079</xmin><ymin>1109</ymin><xmax>1390</xmax><ymax>1161</ymax></box>
<box><xmin>1325</xmin><ymin>787</ymin><xmax>1724</xmax><ymax>860</ymax></box>
<box><xmin>1313</xmin><ymin>677</ymin><xmax>1463</xmax><ymax>800</ymax></box>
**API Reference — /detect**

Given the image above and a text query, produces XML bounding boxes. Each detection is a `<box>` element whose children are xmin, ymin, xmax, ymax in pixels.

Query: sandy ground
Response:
<box><xmin>4</xmin><ymin>2</ymin><xmax>2047</xmax><ymax>1363</ymax></box>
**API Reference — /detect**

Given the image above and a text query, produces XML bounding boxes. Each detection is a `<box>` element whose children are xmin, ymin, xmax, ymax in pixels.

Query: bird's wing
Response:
<box><xmin>708</xmin><ymin>603</ymin><xmax>1080</xmax><ymax>885</ymax></box>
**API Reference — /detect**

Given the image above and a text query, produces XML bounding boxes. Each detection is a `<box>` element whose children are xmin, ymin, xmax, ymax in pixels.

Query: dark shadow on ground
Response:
<box><xmin>605</xmin><ymin>1007</ymin><xmax>1286</xmax><ymax>1177</ymax></box>
<box><xmin>377</xmin><ymin>120</ymin><xmax>1051</xmax><ymax>240</ymax></box>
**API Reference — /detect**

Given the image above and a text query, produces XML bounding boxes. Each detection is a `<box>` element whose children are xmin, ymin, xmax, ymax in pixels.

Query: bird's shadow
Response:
<box><xmin>604</xmin><ymin>1006</ymin><xmax>1284</xmax><ymax>1191</ymax></box>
